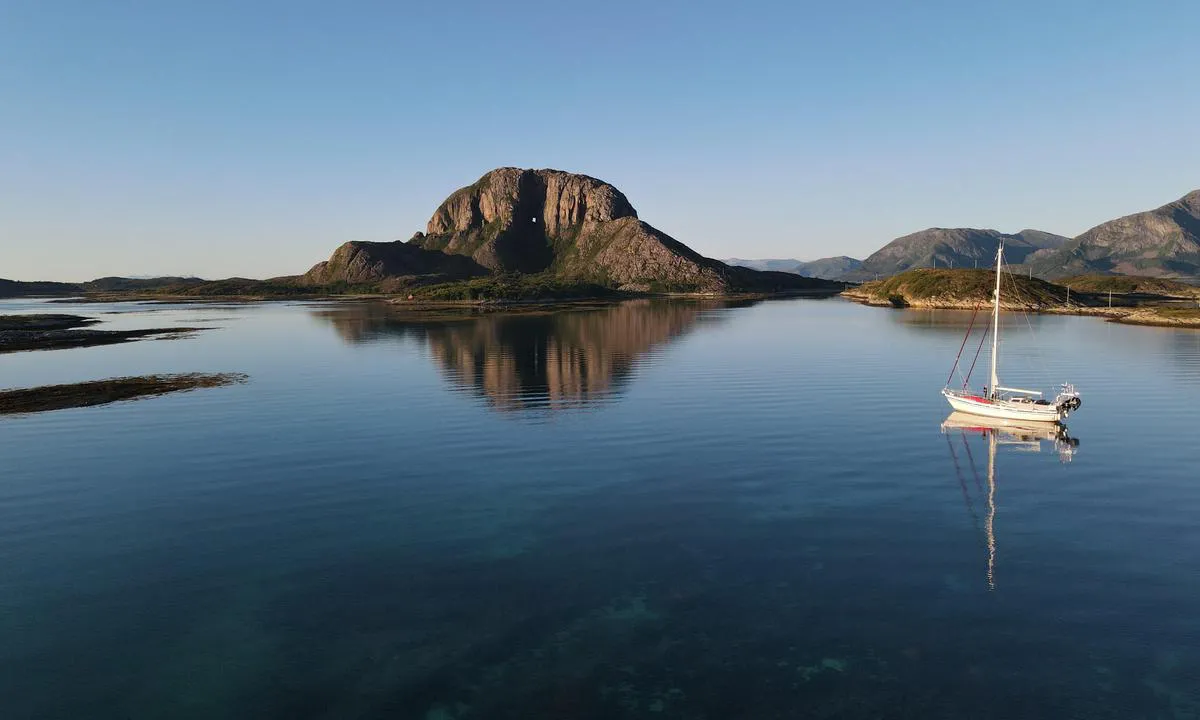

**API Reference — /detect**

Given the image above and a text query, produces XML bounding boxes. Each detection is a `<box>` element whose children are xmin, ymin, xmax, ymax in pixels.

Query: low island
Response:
<box><xmin>0</xmin><ymin>373</ymin><xmax>248</xmax><ymax>416</ymax></box>
<box><xmin>842</xmin><ymin>268</ymin><xmax>1200</xmax><ymax>328</ymax></box>
<box><xmin>0</xmin><ymin>314</ymin><xmax>209</xmax><ymax>353</ymax></box>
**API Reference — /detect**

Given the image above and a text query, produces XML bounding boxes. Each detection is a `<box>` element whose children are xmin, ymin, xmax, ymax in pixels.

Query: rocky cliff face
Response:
<box><xmin>1028</xmin><ymin>190</ymin><xmax>1200</xmax><ymax>279</ymax></box>
<box><xmin>304</xmin><ymin>167</ymin><xmax>838</xmax><ymax>294</ymax></box>
<box><xmin>410</xmin><ymin>168</ymin><xmax>638</xmax><ymax>275</ymax></box>
<box><xmin>418</xmin><ymin>168</ymin><xmax>637</xmax><ymax>270</ymax></box>
<box><xmin>410</xmin><ymin>167</ymin><xmax>734</xmax><ymax>289</ymax></box>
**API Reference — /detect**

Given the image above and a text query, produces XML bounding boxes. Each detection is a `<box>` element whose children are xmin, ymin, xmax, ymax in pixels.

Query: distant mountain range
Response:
<box><xmin>1027</xmin><ymin>190</ymin><xmax>1200</xmax><ymax>278</ymax></box>
<box><xmin>724</xmin><ymin>256</ymin><xmax>862</xmax><ymax>280</ymax></box>
<box><xmin>729</xmin><ymin>189</ymin><xmax>1200</xmax><ymax>282</ymax></box>
<box><xmin>727</xmin><ymin>230</ymin><xmax>1068</xmax><ymax>282</ymax></box>
<box><xmin>852</xmin><ymin>228</ymin><xmax>1068</xmax><ymax>280</ymax></box>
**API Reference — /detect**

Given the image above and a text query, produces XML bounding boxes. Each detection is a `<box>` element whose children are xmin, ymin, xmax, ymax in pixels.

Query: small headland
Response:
<box><xmin>841</xmin><ymin>269</ymin><xmax>1200</xmax><ymax>328</ymax></box>
<box><xmin>842</xmin><ymin>269</ymin><xmax>1079</xmax><ymax>310</ymax></box>
<box><xmin>1104</xmin><ymin>306</ymin><xmax>1200</xmax><ymax>328</ymax></box>
<box><xmin>0</xmin><ymin>314</ymin><xmax>208</xmax><ymax>353</ymax></box>
<box><xmin>0</xmin><ymin>373</ymin><xmax>248</xmax><ymax>416</ymax></box>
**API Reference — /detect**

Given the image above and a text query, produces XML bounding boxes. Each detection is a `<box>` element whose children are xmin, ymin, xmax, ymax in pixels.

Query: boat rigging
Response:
<box><xmin>942</xmin><ymin>243</ymin><xmax>1081</xmax><ymax>423</ymax></box>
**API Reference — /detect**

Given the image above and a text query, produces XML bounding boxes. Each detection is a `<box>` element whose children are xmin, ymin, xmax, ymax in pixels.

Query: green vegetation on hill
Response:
<box><xmin>408</xmin><ymin>274</ymin><xmax>618</xmax><ymax>302</ymax></box>
<box><xmin>1057</xmin><ymin>274</ymin><xmax>1200</xmax><ymax>297</ymax></box>
<box><xmin>1147</xmin><ymin>307</ymin><xmax>1200</xmax><ymax>320</ymax></box>
<box><xmin>853</xmin><ymin>268</ymin><xmax>1070</xmax><ymax>308</ymax></box>
<box><xmin>82</xmin><ymin>277</ymin><xmax>206</xmax><ymax>292</ymax></box>
<box><xmin>843</xmin><ymin>269</ymin><xmax>1200</xmax><ymax>329</ymax></box>
<box><xmin>0</xmin><ymin>278</ymin><xmax>80</xmax><ymax>297</ymax></box>
<box><xmin>142</xmin><ymin>278</ymin><xmax>321</xmax><ymax>296</ymax></box>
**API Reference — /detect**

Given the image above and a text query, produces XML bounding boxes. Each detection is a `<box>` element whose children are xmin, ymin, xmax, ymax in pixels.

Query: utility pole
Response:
<box><xmin>1108</xmin><ymin>290</ymin><xmax>1112</xmax><ymax>308</ymax></box>
<box><xmin>1066</xmin><ymin>285</ymin><xmax>1070</xmax><ymax>306</ymax></box>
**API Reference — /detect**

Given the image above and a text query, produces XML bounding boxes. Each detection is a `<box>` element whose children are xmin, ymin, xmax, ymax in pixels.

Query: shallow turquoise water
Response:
<box><xmin>2</xmin><ymin>297</ymin><xmax>1198</xmax><ymax>719</ymax></box>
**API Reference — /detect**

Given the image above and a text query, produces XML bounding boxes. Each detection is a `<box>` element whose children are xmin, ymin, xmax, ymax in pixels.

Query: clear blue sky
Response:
<box><xmin>2</xmin><ymin>0</ymin><xmax>1198</xmax><ymax>281</ymax></box>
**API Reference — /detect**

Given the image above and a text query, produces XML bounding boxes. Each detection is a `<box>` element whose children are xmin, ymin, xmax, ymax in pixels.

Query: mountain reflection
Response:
<box><xmin>314</xmin><ymin>300</ymin><xmax>737</xmax><ymax>412</ymax></box>
<box><xmin>890</xmin><ymin>308</ymin><xmax>1032</xmax><ymax>335</ymax></box>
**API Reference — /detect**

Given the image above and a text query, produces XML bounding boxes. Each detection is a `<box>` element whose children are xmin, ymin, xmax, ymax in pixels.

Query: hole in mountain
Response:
<box><xmin>492</xmin><ymin>172</ymin><xmax>552</xmax><ymax>273</ymax></box>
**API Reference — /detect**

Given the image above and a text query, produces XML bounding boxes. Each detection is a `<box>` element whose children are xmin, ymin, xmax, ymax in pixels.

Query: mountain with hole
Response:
<box><xmin>302</xmin><ymin>167</ymin><xmax>840</xmax><ymax>295</ymax></box>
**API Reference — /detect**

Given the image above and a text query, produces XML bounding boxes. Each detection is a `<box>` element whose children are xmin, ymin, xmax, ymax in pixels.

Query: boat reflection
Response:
<box><xmin>313</xmin><ymin>299</ymin><xmax>735</xmax><ymax>413</ymax></box>
<box><xmin>941</xmin><ymin>412</ymin><xmax>1079</xmax><ymax>590</ymax></box>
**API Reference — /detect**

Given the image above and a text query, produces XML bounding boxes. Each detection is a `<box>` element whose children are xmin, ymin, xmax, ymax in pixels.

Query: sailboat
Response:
<box><xmin>941</xmin><ymin>243</ymin><xmax>1081</xmax><ymax>423</ymax></box>
<box><xmin>942</xmin><ymin>411</ymin><xmax>1078</xmax><ymax>590</ymax></box>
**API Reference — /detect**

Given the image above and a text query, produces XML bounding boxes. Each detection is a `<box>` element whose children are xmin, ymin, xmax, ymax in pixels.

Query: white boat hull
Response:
<box><xmin>943</xmin><ymin>389</ymin><xmax>1063</xmax><ymax>423</ymax></box>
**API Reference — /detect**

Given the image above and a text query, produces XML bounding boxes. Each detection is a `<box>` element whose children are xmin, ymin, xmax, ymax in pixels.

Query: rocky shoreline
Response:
<box><xmin>1102</xmin><ymin>306</ymin><xmax>1200</xmax><ymax>328</ymax></box>
<box><xmin>839</xmin><ymin>267</ymin><xmax>1200</xmax><ymax>329</ymax></box>
<box><xmin>840</xmin><ymin>286</ymin><xmax>1200</xmax><ymax>328</ymax></box>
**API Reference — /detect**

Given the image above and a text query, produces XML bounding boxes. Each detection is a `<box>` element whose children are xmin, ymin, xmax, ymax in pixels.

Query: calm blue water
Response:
<box><xmin>2</xmin><ymin>297</ymin><xmax>1199</xmax><ymax>719</ymax></box>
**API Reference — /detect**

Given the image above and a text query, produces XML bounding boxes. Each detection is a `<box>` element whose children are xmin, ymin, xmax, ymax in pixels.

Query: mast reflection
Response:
<box><xmin>941</xmin><ymin>412</ymin><xmax>1079</xmax><ymax>590</ymax></box>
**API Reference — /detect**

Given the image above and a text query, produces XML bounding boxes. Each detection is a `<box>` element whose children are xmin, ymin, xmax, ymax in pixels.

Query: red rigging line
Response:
<box><xmin>963</xmin><ymin>322</ymin><xmax>991</xmax><ymax>390</ymax></box>
<box><xmin>945</xmin><ymin>301</ymin><xmax>983</xmax><ymax>387</ymax></box>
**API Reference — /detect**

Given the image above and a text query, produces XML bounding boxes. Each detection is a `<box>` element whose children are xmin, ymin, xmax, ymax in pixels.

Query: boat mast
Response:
<box><xmin>989</xmin><ymin>243</ymin><xmax>1002</xmax><ymax>397</ymax></box>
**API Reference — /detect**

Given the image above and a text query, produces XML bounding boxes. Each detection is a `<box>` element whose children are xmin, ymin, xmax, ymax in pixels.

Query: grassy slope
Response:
<box><xmin>852</xmin><ymin>268</ymin><xmax>1069</xmax><ymax>307</ymax></box>
<box><xmin>409</xmin><ymin>274</ymin><xmax>618</xmax><ymax>302</ymax></box>
<box><xmin>1147</xmin><ymin>307</ymin><xmax>1200</xmax><ymax>319</ymax></box>
<box><xmin>1057</xmin><ymin>274</ymin><xmax>1200</xmax><ymax>297</ymax></box>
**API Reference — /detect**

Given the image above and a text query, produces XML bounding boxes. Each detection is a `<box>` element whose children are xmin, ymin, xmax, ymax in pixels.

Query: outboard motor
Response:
<box><xmin>1054</xmin><ymin>383</ymin><xmax>1082</xmax><ymax>417</ymax></box>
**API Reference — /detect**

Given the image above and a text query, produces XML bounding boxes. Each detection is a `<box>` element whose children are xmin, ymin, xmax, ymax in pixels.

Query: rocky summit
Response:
<box><xmin>303</xmin><ymin>167</ymin><xmax>837</xmax><ymax>294</ymax></box>
<box><xmin>1027</xmin><ymin>190</ymin><xmax>1200</xmax><ymax>279</ymax></box>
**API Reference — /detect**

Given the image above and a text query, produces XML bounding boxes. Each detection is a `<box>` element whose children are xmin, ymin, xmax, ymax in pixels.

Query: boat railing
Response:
<box><xmin>993</xmin><ymin>385</ymin><xmax>1042</xmax><ymax>396</ymax></box>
